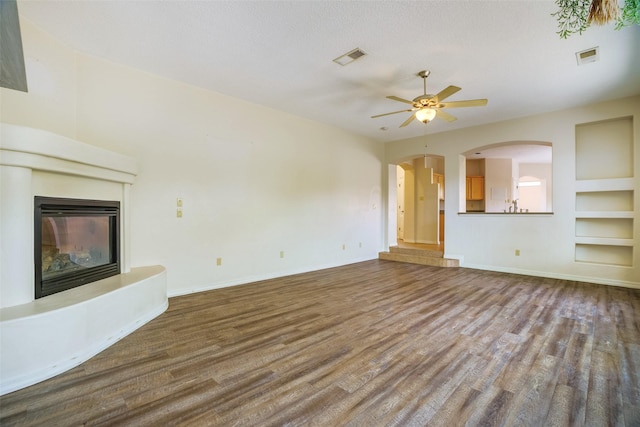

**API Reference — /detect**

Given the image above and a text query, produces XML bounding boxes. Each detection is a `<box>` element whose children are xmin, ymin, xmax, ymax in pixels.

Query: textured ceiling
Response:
<box><xmin>16</xmin><ymin>0</ymin><xmax>640</xmax><ymax>143</ymax></box>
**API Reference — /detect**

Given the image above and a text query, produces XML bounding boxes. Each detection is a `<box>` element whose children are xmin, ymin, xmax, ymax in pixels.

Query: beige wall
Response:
<box><xmin>3</xmin><ymin>16</ymin><xmax>638</xmax><ymax>290</ymax></box>
<box><xmin>520</xmin><ymin>163</ymin><xmax>553</xmax><ymax>211</ymax></box>
<box><xmin>0</xmin><ymin>18</ymin><xmax>77</xmax><ymax>137</ymax></box>
<box><xmin>485</xmin><ymin>158</ymin><xmax>513</xmax><ymax>213</ymax></box>
<box><xmin>386</xmin><ymin>95</ymin><xmax>640</xmax><ymax>288</ymax></box>
<box><xmin>1</xmin><ymin>17</ymin><xmax>384</xmax><ymax>296</ymax></box>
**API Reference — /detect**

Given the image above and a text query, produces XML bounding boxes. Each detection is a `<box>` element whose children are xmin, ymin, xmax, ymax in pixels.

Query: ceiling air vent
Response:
<box><xmin>576</xmin><ymin>47</ymin><xmax>599</xmax><ymax>65</ymax></box>
<box><xmin>333</xmin><ymin>48</ymin><xmax>367</xmax><ymax>66</ymax></box>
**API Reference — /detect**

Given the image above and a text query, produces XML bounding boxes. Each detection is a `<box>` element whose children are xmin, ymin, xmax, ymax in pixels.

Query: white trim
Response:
<box><xmin>0</xmin><ymin>123</ymin><xmax>137</xmax><ymax>177</ymax></box>
<box><xmin>460</xmin><ymin>262</ymin><xmax>640</xmax><ymax>290</ymax></box>
<box><xmin>168</xmin><ymin>256</ymin><xmax>376</xmax><ymax>297</ymax></box>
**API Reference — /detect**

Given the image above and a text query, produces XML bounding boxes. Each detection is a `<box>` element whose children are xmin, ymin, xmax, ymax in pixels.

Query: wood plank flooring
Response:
<box><xmin>1</xmin><ymin>260</ymin><xmax>639</xmax><ymax>426</ymax></box>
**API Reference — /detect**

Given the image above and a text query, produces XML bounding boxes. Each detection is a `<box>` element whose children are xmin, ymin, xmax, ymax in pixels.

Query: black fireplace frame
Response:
<box><xmin>34</xmin><ymin>196</ymin><xmax>121</xmax><ymax>299</ymax></box>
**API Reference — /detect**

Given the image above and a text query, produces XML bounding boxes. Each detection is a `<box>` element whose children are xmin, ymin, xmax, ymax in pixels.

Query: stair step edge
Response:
<box><xmin>389</xmin><ymin>246</ymin><xmax>444</xmax><ymax>257</ymax></box>
<box><xmin>378</xmin><ymin>252</ymin><xmax>459</xmax><ymax>268</ymax></box>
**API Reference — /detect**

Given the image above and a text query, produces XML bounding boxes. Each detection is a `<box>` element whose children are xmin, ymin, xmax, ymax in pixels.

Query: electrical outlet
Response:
<box><xmin>359</xmin><ymin>242</ymin><xmax>362</xmax><ymax>248</ymax></box>
<box><xmin>216</xmin><ymin>257</ymin><xmax>222</xmax><ymax>266</ymax></box>
<box><xmin>342</xmin><ymin>244</ymin><xmax>346</xmax><ymax>250</ymax></box>
<box><xmin>176</xmin><ymin>209</ymin><xmax>183</xmax><ymax>218</ymax></box>
<box><xmin>515</xmin><ymin>249</ymin><xmax>520</xmax><ymax>256</ymax></box>
<box><xmin>280</xmin><ymin>251</ymin><xmax>284</xmax><ymax>258</ymax></box>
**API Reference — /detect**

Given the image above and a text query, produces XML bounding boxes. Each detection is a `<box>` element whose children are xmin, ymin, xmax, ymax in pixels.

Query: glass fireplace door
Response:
<box><xmin>35</xmin><ymin>197</ymin><xmax>120</xmax><ymax>298</ymax></box>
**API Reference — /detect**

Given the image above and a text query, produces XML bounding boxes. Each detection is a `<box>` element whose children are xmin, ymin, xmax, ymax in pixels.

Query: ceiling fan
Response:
<box><xmin>371</xmin><ymin>70</ymin><xmax>488</xmax><ymax>127</ymax></box>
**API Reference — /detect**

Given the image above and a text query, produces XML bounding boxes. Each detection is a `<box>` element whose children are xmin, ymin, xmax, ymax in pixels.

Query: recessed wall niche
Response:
<box><xmin>574</xmin><ymin>116</ymin><xmax>635</xmax><ymax>267</ymax></box>
<box><xmin>575</xmin><ymin>244</ymin><xmax>633</xmax><ymax>267</ymax></box>
<box><xmin>575</xmin><ymin>116</ymin><xmax>633</xmax><ymax>180</ymax></box>
<box><xmin>575</xmin><ymin>218</ymin><xmax>633</xmax><ymax>239</ymax></box>
<box><xmin>575</xmin><ymin>191</ymin><xmax>633</xmax><ymax>211</ymax></box>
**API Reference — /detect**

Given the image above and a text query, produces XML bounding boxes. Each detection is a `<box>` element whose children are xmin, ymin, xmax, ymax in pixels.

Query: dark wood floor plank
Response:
<box><xmin>545</xmin><ymin>384</ymin><xmax>579</xmax><ymax>426</ymax></box>
<box><xmin>428</xmin><ymin>383</ymin><xmax>482</xmax><ymax>427</ymax></box>
<box><xmin>1</xmin><ymin>260</ymin><xmax>639</xmax><ymax>426</ymax></box>
<box><xmin>586</xmin><ymin>349</ymin><xmax>625</xmax><ymax>427</ymax></box>
<box><xmin>619</xmin><ymin>342</ymin><xmax>640</xmax><ymax>426</ymax></box>
<box><xmin>559</xmin><ymin>332</ymin><xmax>593</xmax><ymax>391</ymax></box>
<box><xmin>502</xmin><ymin>353</ymin><xmax>564</xmax><ymax>426</ymax></box>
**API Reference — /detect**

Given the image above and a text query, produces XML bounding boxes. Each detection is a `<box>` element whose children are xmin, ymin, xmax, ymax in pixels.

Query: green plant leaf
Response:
<box><xmin>553</xmin><ymin>0</ymin><xmax>592</xmax><ymax>38</ymax></box>
<box><xmin>616</xmin><ymin>0</ymin><xmax>640</xmax><ymax>29</ymax></box>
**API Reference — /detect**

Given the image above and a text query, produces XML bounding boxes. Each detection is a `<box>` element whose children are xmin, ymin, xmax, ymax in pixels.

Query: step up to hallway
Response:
<box><xmin>378</xmin><ymin>246</ymin><xmax>459</xmax><ymax>268</ymax></box>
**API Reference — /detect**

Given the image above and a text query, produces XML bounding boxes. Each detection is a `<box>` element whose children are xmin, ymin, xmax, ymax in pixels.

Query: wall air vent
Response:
<box><xmin>576</xmin><ymin>47</ymin><xmax>599</xmax><ymax>65</ymax></box>
<box><xmin>333</xmin><ymin>48</ymin><xmax>367</xmax><ymax>66</ymax></box>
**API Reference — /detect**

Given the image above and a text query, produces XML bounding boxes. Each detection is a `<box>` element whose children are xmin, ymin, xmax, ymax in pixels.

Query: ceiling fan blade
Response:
<box><xmin>439</xmin><ymin>99</ymin><xmax>488</xmax><ymax>108</ymax></box>
<box><xmin>399</xmin><ymin>113</ymin><xmax>416</xmax><ymax>128</ymax></box>
<box><xmin>434</xmin><ymin>85</ymin><xmax>461</xmax><ymax>102</ymax></box>
<box><xmin>435</xmin><ymin>109</ymin><xmax>457</xmax><ymax>122</ymax></box>
<box><xmin>386</xmin><ymin>95</ymin><xmax>415</xmax><ymax>105</ymax></box>
<box><xmin>371</xmin><ymin>108</ymin><xmax>415</xmax><ymax>119</ymax></box>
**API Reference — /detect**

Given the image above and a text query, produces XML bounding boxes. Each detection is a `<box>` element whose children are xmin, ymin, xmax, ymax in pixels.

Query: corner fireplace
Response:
<box><xmin>34</xmin><ymin>196</ymin><xmax>120</xmax><ymax>299</ymax></box>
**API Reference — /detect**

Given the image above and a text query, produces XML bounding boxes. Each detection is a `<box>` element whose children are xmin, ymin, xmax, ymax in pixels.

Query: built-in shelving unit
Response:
<box><xmin>574</xmin><ymin>116</ymin><xmax>635</xmax><ymax>267</ymax></box>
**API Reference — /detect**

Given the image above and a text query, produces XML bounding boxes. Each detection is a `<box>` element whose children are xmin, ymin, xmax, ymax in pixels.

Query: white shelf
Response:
<box><xmin>575</xmin><ymin>177</ymin><xmax>634</xmax><ymax>192</ymax></box>
<box><xmin>574</xmin><ymin>117</ymin><xmax>636</xmax><ymax>269</ymax></box>
<box><xmin>575</xmin><ymin>237</ymin><xmax>635</xmax><ymax>247</ymax></box>
<box><xmin>574</xmin><ymin>211</ymin><xmax>634</xmax><ymax>218</ymax></box>
<box><xmin>575</xmin><ymin>243</ymin><xmax>633</xmax><ymax>267</ymax></box>
<box><xmin>575</xmin><ymin>190</ymin><xmax>634</xmax><ymax>212</ymax></box>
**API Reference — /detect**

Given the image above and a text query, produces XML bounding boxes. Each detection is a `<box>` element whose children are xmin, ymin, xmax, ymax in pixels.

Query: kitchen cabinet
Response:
<box><xmin>466</xmin><ymin>176</ymin><xmax>484</xmax><ymax>201</ymax></box>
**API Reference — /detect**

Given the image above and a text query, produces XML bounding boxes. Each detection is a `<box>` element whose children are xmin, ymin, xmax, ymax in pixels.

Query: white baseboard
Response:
<box><xmin>460</xmin><ymin>262</ymin><xmax>640</xmax><ymax>289</ymax></box>
<box><xmin>168</xmin><ymin>256</ymin><xmax>376</xmax><ymax>297</ymax></box>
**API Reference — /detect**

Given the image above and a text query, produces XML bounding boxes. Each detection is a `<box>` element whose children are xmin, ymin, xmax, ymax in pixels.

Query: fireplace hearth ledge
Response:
<box><xmin>0</xmin><ymin>124</ymin><xmax>167</xmax><ymax>396</ymax></box>
<box><xmin>0</xmin><ymin>265</ymin><xmax>167</xmax><ymax>396</ymax></box>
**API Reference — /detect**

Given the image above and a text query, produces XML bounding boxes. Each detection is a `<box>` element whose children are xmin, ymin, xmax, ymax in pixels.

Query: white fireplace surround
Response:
<box><xmin>0</xmin><ymin>123</ymin><xmax>168</xmax><ymax>395</ymax></box>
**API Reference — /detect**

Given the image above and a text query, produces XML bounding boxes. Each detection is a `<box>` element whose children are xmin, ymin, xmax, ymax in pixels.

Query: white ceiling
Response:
<box><xmin>464</xmin><ymin>142</ymin><xmax>552</xmax><ymax>164</ymax></box>
<box><xmin>17</xmin><ymin>0</ymin><xmax>640</xmax><ymax>143</ymax></box>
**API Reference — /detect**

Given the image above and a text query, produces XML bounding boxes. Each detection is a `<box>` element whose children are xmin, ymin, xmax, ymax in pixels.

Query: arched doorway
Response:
<box><xmin>393</xmin><ymin>155</ymin><xmax>444</xmax><ymax>247</ymax></box>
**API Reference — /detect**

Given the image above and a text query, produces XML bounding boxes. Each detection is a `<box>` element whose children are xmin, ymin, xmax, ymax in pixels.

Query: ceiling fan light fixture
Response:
<box><xmin>371</xmin><ymin>71</ymin><xmax>487</xmax><ymax>127</ymax></box>
<box><xmin>415</xmin><ymin>108</ymin><xmax>436</xmax><ymax>123</ymax></box>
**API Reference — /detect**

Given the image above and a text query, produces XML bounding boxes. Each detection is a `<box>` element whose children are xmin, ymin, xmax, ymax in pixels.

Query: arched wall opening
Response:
<box><xmin>384</xmin><ymin>140</ymin><xmax>553</xmax><ymax>251</ymax></box>
<box><xmin>388</xmin><ymin>154</ymin><xmax>445</xmax><ymax>247</ymax></box>
<box><xmin>461</xmin><ymin>141</ymin><xmax>553</xmax><ymax>213</ymax></box>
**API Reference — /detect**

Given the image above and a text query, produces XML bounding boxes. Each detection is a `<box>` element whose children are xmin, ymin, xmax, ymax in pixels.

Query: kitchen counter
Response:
<box><xmin>458</xmin><ymin>212</ymin><xmax>554</xmax><ymax>215</ymax></box>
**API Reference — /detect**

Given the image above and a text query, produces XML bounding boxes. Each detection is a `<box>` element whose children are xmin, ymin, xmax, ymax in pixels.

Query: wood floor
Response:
<box><xmin>1</xmin><ymin>260</ymin><xmax>639</xmax><ymax>426</ymax></box>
